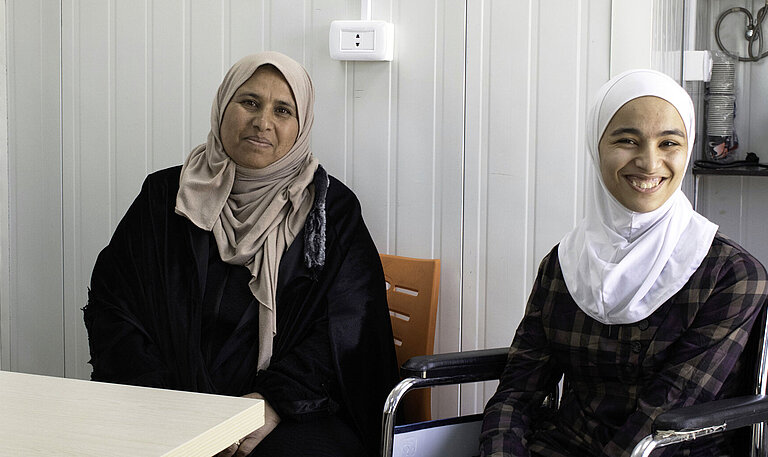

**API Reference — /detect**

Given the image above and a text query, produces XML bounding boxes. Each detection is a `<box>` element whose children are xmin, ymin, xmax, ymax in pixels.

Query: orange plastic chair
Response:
<box><xmin>380</xmin><ymin>254</ymin><xmax>440</xmax><ymax>423</ymax></box>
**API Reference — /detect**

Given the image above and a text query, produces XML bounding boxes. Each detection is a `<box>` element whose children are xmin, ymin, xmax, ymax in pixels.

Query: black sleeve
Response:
<box><xmin>326</xmin><ymin>190</ymin><xmax>399</xmax><ymax>452</ymax></box>
<box><xmin>84</xmin><ymin>175</ymin><xmax>172</xmax><ymax>388</ymax></box>
<box><xmin>250</xmin><ymin>309</ymin><xmax>339</xmax><ymax>421</ymax></box>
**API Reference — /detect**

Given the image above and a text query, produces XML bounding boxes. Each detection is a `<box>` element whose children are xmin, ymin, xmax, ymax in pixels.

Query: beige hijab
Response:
<box><xmin>175</xmin><ymin>52</ymin><xmax>319</xmax><ymax>370</ymax></box>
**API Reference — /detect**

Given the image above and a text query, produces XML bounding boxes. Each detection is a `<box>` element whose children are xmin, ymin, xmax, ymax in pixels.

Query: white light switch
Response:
<box><xmin>340</xmin><ymin>30</ymin><xmax>375</xmax><ymax>50</ymax></box>
<box><xmin>329</xmin><ymin>20</ymin><xmax>394</xmax><ymax>61</ymax></box>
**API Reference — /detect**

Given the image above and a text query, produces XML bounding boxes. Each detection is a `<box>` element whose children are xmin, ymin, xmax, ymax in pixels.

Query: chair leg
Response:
<box><xmin>381</xmin><ymin>377</ymin><xmax>420</xmax><ymax>457</ymax></box>
<box><xmin>752</xmin><ymin>422</ymin><xmax>766</xmax><ymax>457</ymax></box>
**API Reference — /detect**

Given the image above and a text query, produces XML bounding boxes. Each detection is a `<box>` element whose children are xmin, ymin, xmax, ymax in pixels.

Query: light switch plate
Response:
<box><xmin>329</xmin><ymin>20</ymin><xmax>394</xmax><ymax>61</ymax></box>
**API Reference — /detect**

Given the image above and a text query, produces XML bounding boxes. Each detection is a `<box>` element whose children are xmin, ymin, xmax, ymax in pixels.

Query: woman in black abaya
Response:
<box><xmin>84</xmin><ymin>51</ymin><xmax>398</xmax><ymax>456</ymax></box>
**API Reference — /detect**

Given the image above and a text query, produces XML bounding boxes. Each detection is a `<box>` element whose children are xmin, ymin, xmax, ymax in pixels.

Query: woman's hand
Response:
<box><xmin>216</xmin><ymin>393</ymin><xmax>281</xmax><ymax>457</ymax></box>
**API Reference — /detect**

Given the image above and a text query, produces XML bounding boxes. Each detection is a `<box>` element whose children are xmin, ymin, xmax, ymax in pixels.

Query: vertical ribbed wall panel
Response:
<box><xmin>459</xmin><ymin>0</ymin><xmax>612</xmax><ymax>416</ymax></box>
<box><xmin>5</xmin><ymin>0</ymin><xmax>64</xmax><ymax>376</ymax></box>
<box><xmin>17</xmin><ymin>0</ymin><xmax>753</xmax><ymax>421</ymax></box>
<box><xmin>652</xmin><ymin>0</ymin><xmax>684</xmax><ymax>80</ymax></box>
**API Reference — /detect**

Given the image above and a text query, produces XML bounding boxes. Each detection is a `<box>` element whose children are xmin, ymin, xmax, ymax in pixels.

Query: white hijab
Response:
<box><xmin>558</xmin><ymin>69</ymin><xmax>718</xmax><ymax>325</ymax></box>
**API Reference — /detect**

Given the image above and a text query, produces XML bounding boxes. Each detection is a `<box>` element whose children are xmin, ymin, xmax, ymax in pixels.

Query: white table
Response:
<box><xmin>0</xmin><ymin>370</ymin><xmax>264</xmax><ymax>456</ymax></box>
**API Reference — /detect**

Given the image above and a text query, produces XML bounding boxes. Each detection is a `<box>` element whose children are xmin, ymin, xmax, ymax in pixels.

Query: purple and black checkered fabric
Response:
<box><xmin>480</xmin><ymin>234</ymin><xmax>768</xmax><ymax>457</ymax></box>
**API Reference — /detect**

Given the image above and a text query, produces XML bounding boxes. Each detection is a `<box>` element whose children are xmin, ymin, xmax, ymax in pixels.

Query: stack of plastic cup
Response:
<box><xmin>706</xmin><ymin>53</ymin><xmax>737</xmax><ymax>161</ymax></box>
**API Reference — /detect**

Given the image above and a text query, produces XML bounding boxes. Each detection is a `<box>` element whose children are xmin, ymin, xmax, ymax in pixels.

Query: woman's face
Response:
<box><xmin>220</xmin><ymin>65</ymin><xmax>299</xmax><ymax>169</ymax></box>
<box><xmin>598</xmin><ymin>96</ymin><xmax>688</xmax><ymax>213</ymax></box>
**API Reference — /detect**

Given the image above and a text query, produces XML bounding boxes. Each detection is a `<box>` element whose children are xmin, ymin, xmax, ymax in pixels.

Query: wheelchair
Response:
<box><xmin>382</xmin><ymin>306</ymin><xmax>768</xmax><ymax>457</ymax></box>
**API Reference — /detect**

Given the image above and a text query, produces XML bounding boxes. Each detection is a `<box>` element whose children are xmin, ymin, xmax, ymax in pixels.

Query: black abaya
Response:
<box><xmin>84</xmin><ymin>165</ymin><xmax>398</xmax><ymax>455</ymax></box>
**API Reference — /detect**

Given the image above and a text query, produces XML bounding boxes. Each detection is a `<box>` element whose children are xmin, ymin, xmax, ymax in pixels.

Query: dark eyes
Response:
<box><xmin>613</xmin><ymin>138</ymin><xmax>680</xmax><ymax>147</ymax></box>
<box><xmin>240</xmin><ymin>99</ymin><xmax>293</xmax><ymax>117</ymax></box>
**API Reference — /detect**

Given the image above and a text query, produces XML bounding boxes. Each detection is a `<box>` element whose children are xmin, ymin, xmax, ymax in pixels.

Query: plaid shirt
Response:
<box><xmin>480</xmin><ymin>234</ymin><xmax>768</xmax><ymax>457</ymax></box>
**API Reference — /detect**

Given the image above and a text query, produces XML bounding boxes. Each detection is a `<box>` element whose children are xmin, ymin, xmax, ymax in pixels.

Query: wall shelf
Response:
<box><xmin>692</xmin><ymin>165</ymin><xmax>768</xmax><ymax>211</ymax></box>
<box><xmin>692</xmin><ymin>166</ymin><xmax>768</xmax><ymax>177</ymax></box>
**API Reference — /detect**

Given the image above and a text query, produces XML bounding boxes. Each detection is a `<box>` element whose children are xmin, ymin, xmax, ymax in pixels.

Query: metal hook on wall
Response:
<box><xmin>715</xmin><ymin>1</ymin><xmax>768</xmax><ymax>62</ymax></box>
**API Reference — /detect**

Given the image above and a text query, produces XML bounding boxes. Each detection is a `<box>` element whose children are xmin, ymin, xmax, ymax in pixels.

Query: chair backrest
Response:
<box><xmin>380</xmin><ymin>254</ymin><xmax>440</xmax><ymax>423</ymax></box>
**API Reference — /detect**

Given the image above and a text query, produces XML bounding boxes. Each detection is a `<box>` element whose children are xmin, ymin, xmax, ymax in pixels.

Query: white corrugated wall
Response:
<box><xmin>9</xmin><ymin>0</ymin><xmax>762</xmax><ymax>419</ymax></box>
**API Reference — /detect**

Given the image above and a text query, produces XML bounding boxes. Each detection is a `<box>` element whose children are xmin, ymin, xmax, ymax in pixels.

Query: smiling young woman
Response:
<box><xmin>598</xmin><ymin>96</ymin><xmax>688</xmax><ymax>213</ymax></box>
<box><xmin>480</xmin><ymin>69</ymin><xmax>768</xmax><ymax>457</ymax></box>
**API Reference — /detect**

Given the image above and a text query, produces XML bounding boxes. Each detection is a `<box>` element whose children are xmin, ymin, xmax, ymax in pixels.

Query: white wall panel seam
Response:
<box><xmin>431</xmin><ymin>0</ymin><xmax>439</xmax><ymax>257</ymax></box>
<box><xmin>678</xmin><ymin>0</ymin><xmax>686</xmax><ymax>82</ymax></box>
<box><xmin>387</xmin><ymin>0</ymin><xmax>396</xmax><ymax>255</ymax></box>
<box><xmin>62</xmin><ymin>0</ymin><xmax>82</xmax><ymax>378</ymax></box>
<box><xmin>477</xmin><ymin>0</ymin><xmax>491</xmax><ymax>351</ymax></box>
<box><xmin>145</xmin><ymin>0</ymin><xmax>153</xmax><ymax>174</ymax></box>
<box><xmin>387</xmin><ymin>61</ymin><xmax>396</xmax><ymax>254</ymax></box>
<box><xmin>8</xmin><ymin>0</ymin><xmax>20</xmax><ymax>373</ymax></box>
<box><xmin>5</xmin><ymin>0</ymin><xmax>16</xmax><ymax>371</ymax></box>
<box><xmin>577</xmin><ymin>0</ymin><xmax>598</xmax><ymax>232</ymax></box>
<box><xmin>109</xmin><ymin>0</ymin><xmax>116</xmax><ymax>227</ymax></box>
<box><xmin>344</xmin><ymin>61</ymin><xmax>352</xmax><ymax>184</ymax></box>
<box><xmin>343</xmin><ymin>2</ymin><xmax>353</xmax><ymax>183</ymax></box>
<box><xmin>75</xmin><ymin>0</ymin><xmax>86</xmax><ymax>379</ymax></box>
<box><xmin>60</xmin><ymin>0</ymin><xmax>67</xmax><ymax>377</ymax></box>
<box><xmin>571</xmin><ymin>0</ymin><xmax>584</xmax><ymax>231</ymax></box>
<box><xmin>308</xmin><ymin>0</ymin><xmax>314</xmax><ymax>71</ymax></box>
<box><xmin>264</xmin><ymin>0</ymin><xmax>271</xmax><ymax>51</ymax></box>
<box><xmin>460</xmin><ymin>0</ymin><xmax>473</xmax><ymax>358</ymax></box>
<box><xmin>525</xmin><ymin>0</ymin><xmax>539</xmax><ymax>298</ymax></box>
<box><xmin>343</xmin><ymin>61</ymin><xmax>350</xmax><ymax>183</ymax></box>
<box><xmin>183</xmin><ymin>0</ymin><xmax>191</xmax><ymax>162</ymax></box>
<box><xmin>61</xmin><ymin>0</ymin><xmax>73</xmax><ymax>377</ymax></box>
<box><xmin>53</xmin><ymin>0</ymin><xmax>65</xmax><ymax>376</ymax></box>
<box><xmin>387</xmin><ymin>75</ymin><xmax>396</xmax><ymax>254</ymax></box>
<box><xmin>377</xmin><ymin>0</ymin><xmax>393</xmax><ymax>254</ymax></box>
<box><xmin>222</xmin><ymin>0</ymin><xmax>230</xmax><ymax>73</ymax></box>
<box><xmin>303</xmin><ymin>0</ymin><xmax>308</xmax><ymax>67</ymax></box>
<box><xmin>58</xmin><ymin>0</ymin><xmax>65</xmax><ymax>377</ymax></box>
<box><xmin>0</xmin><ymin>0</ymin><xmax>11</xmax><ymax>370</ymax></box>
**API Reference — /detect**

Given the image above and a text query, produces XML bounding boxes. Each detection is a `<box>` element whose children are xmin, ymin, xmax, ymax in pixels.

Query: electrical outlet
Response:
<box><xmin>329</xmin><ymin>20</ymin><xmax>394</xmax><ymax>61</ymax></box>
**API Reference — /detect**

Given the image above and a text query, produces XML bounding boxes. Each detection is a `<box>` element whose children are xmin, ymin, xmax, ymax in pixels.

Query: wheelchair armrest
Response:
<box><xmin>654</xmin><ymin>394</ymin><xmax>768</xmax><ymax>432</ymax></box>
<box><xmin>382</xmin><ymin>347</ymin><xmax>510</xmax><ymax>456</ymax></box>
<box><xmin>400</xmin><ymin>347</ymin><xmax>508</xmax><ymax>383</ymax></box>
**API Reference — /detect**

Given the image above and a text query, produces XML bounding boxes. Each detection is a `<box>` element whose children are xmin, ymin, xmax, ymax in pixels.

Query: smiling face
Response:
<box><xmin>598</xmin><ymin>96</ymin><xmax>688</xmax><ymax>213</ymax></box>
<box><xmin>220</xmin><ymin>65</ymin><xmax>299</xmax><ymax>169</ymax></box>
